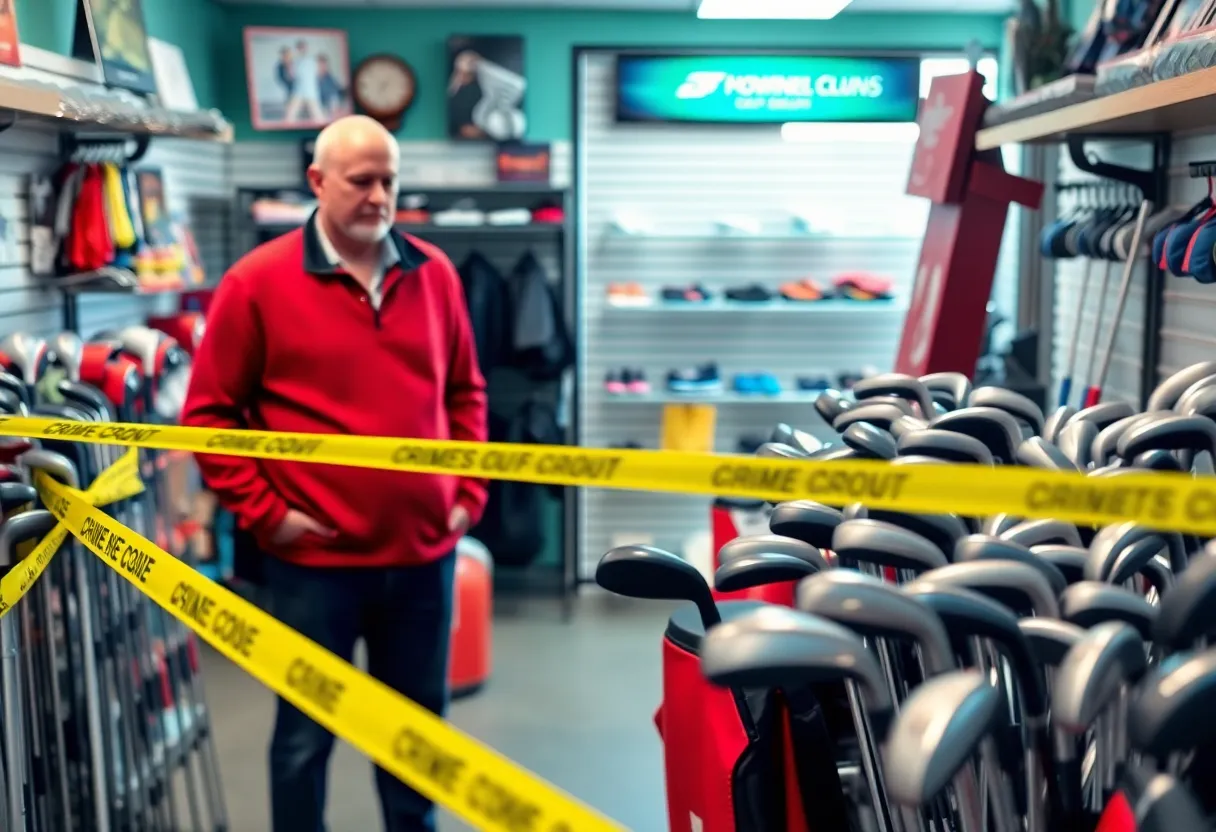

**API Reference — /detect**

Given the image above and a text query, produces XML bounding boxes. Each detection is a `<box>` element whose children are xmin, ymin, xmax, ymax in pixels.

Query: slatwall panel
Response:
<box><xmin>0</xmin><ymin>46</ymin><xmax>228</xmax><ymax>341</ymax></box>
<box><xmin>1049</xmin><ymin>142</ymin><xmax>1154</xmax><ymax>408</ymax></box>
<box><xmin>577</xmin><ymin>51</ymin><xmax>1027</xmax><ymax>573</ymax></box>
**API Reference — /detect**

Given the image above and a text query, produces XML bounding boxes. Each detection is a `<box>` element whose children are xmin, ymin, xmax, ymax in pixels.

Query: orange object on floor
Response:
<box><xmin>449</xmin><ymin>537</ymin><xmax>494</xmax><ymax>698</ymax></box>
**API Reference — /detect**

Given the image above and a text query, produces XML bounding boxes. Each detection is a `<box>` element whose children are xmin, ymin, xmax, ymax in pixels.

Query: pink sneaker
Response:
<box><xmin>624</xmin><ymin>368</ymin><xmax>650</xmax><ymax>394</ymax></box>
<box><xmin>605</xmin><ymin>370</ymin><xmax>627</xmax><ymax>395</ymax></box>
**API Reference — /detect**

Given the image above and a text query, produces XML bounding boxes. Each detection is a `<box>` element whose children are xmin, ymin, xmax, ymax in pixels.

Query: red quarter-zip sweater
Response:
<box><xmin>181</xmin><ymin>216</ymin><xmax>488</xmax><ymax>567</ymax></box>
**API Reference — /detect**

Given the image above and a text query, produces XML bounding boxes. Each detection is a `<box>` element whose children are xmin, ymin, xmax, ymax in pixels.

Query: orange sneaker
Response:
<box><xmin>607</xmin><ymin>282</ymin><xmax>651</xmax><ymax>307</ymax></box>
<box><xmin>780</xmin><ymin>278</ymin><xmax>825</xmax><ymax>301</ymax></box>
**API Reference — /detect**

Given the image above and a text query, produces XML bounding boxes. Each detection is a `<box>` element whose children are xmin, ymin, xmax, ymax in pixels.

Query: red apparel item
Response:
<box><xmin>181</xmin><ymin>224</ymin><xmax>488</xmax><ymax>568</ymax></box>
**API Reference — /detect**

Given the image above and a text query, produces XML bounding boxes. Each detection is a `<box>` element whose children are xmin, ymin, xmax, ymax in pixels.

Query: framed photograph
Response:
<box><xmin>0</xmin><ymin>0</ymin><xmax>21</xmax><ymax>68</ymax></box>
<box><xmin>244</xmin><ymin>26</ymin><xmax>353</xmax><ymax>131</ymax></box>
<box><xmin>75</xmin><ymin>0</ymin><xmax>157</xmax><ymax>95</ymax></box>
<box><xmin>446</xmin><ymin>35</ymin><xmax>527</xmax><ymax>141</ymax></box>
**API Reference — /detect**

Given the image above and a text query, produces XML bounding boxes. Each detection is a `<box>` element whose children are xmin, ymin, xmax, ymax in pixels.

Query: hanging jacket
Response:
<box><xmin>506</xmin><ymin>251</ymin><xmax>573</xmax><ymax>381</ymax></box>
<box><xmin>458</xmin><ymin>250</ymin><xmax>510</xmax><ymax>374</ymax></box>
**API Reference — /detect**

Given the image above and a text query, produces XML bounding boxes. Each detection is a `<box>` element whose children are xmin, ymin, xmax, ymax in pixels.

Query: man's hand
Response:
<box><xmin>271</xmin><ymin>509</ymin><xmax>337</xmax><ymax>546</ymax></box>
<box><xmin>448</xmin><ymin>504</ymin><xmax>471</xmax><ymax>536</ymax></box>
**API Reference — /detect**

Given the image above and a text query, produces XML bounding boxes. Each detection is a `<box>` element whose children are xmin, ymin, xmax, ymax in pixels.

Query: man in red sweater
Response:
<box><xmin>182</xmin><ymin>115</ymin><xmax>487</xmax><ymax>832</ymax></box>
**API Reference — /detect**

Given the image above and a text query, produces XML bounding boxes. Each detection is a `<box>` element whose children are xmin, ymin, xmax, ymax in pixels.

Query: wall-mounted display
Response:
<box><xmin>73</xmin><ymin>0</ymin><xmax>156</xmax><ymax>95</ymax></box>
<box><xmin>0</xmin><ymin>0</ymin><xmax>21</xmax><ymax>68</ymax></box>
<box><xmin>615</xmin><ymin>53</ymin><xmax>922</xmax><ymax>124</ymax></box>
<box><xmin>446</xmin><ymin>35</ymin><xmax>527</xmax><ymax>141</ymax></box>
<box><xmin>244</xmin><ymin>26</ymin><xmax>353</xmax><ymax>131</ymax></box>
<box><xmin>353</xmin><ymin>54</ymin><xmax>417</xmax><ymax>131</ymax></box>
<box><xmin>496</xmin><ymin>142</ymin><xmax>551</xmax><ymax>183</ymax></box>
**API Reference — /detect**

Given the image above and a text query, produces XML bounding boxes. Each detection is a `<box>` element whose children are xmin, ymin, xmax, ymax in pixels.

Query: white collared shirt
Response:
<box><xmin>314</xmin><ymin>220</ymin><xmax>400</xmax><ymax>310</ymax></box>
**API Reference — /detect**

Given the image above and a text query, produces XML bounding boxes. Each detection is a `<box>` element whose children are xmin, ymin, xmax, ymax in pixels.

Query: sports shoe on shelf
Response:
<box><xmin>609</xmin><ymin>440</ymin><xmax>645</xmax><ymax>449</ymax></box>
<box><xmin>432</xmin><ymin>199</ymin><xmax>486</xmax><ymax>226</ymax></box>
<box><xmin>604</xmin><ymin>370</ymin><xmax>628</xmax><ymax>395</ymax></box>
<box><xmin>623</xmin><ymin>368</ymin><xmax>651</xmax><ymax>394</ymax></box>
<box><xmin>487</xmin><ymin>207</ymin><xmax>532</xmax><ymax>226</ymax></box>
<box><xmin>724</xmin><ymin>284</ymin><xmax>774</xmax><ymax>303</ymax></box>
<box><xmin>395</xmin><ymin>194</ymin><xmax>430</xmax><ymax>225</ymax></box>
<box><xmin>660</xmin><ymin>284</ymin><xmax>712</xmax><ymax>303</ymax></box>
<box><xmin>833</xmin><ymin>272</ymin><xmax>893</xmax><ymax>301</ymax></box>
<box><xmin>780</xmin><ymin>278</ymin><xmax>826</xmax><ymax>302</ymax></box>
<box><xmin>532</xmin><ymin>202</ymin><xmax>565</xmax><ymax>224</ymax></box>
<box><xmin>607</xmin><ymin>283</ymin><xmax>651</xmax><ymax>307</ymax></box>
<box><xmin>667</xmin><ymin>363</ymin><xmax>722</xmax><ymax>394</ymax></box>
<box><xmin>734</xmin><ymin>373</ymin><xmax>781</xmax><ymax>395</ymax></box>
<box><xmin>796</xmin><ymin>375</ymin><xmax>833</xmax><ymax>392</ymax></box>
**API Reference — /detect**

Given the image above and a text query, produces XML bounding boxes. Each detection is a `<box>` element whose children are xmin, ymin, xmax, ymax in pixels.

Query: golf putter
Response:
<box><xmin>920</xmin><ymin>372</ymin><xmax>972</xmax><ymax>413</ymax></box>
<box><xmin>1085</xmin><ymin>201</ymin><xmax>1151</xmax><ymax>406</ymax></box>
<box><xmin>968</xmin><ymin>387</ymin><xmax>1045</xmax><ymax>437</ymax></box>
<box><xmin>954</xmin><ymin>535</ymin><xmax>1068</xmax><ymax>598</ymax></box>
<box><xmin>898</xmin><ymin>430</ymin><xmax>994</xmax><ymax>465</ymax></box>
<box><xmin>852</xmin><ymin>373</ymin><xmax>936</xmax><ymax>419</ymax></box>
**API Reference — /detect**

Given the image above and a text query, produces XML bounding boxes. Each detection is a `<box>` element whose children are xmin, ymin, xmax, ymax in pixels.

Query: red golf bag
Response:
<box><xmin>710</xmin><ymin>499</ymin><xmax>798</xmax><ymax>607</ymax></box>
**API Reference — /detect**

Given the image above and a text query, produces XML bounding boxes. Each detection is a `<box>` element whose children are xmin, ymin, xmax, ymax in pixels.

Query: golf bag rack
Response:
<box><xmin>1064</xmin><ymin>133</ymin><xmax>1172</xmax><ymax>409</ymax></box>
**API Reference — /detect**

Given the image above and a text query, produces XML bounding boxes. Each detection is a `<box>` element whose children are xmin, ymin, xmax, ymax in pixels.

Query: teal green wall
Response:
<box><xmin>15</xmin><ymin>0</ymin><xmax>222</xmax><ymax>108</ymax></box>
<box><xmin>213</xmin><ymin>7</ymin><xmax>1009</xmax><ymax>141</ymax></box>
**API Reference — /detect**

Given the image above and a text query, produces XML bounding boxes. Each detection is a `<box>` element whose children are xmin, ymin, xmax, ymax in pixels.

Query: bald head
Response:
<box><xmin>308</xmin><ymin>115</ymin><xmax>399</xmax><ymax>247</ymax></box>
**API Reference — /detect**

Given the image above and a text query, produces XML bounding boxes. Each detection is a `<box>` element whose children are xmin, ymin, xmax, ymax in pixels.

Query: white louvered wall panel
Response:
<box><xmin>1050</xmin><ymin>142</ymin><xmax>1153</xmax><ymax>409</ymax></box>
<box><xmin>576</xmin><ymin>51</ymin><xmax>1022</xmax><ymax>574</ymax></box>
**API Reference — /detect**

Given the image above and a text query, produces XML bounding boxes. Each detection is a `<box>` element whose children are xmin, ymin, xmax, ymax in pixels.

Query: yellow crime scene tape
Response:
<box><xmin>1</xmin><ymin>414</ymin><xmax>1216</xmax><ymax>536</ymax></box>
<box><xmin>34</xmin><ymin>472</ymin><xmax>625</xmax><ymax>832</ymax></box>
<box><xmin>0</xmin><ymin>447</ymin><xmax>144</xmax><ymax>618</ymax></box>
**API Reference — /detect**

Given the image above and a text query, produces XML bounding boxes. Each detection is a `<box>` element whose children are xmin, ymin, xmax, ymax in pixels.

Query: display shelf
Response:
<box><xmin>609</xmin><ymin>230</ymin><xmax>920</xmax><ymax>243</ymax></box>
<box><xmin>605</xmin><ymin>391</ymin><xmax>822</xmax><ymax>404</ymax></box>
<box><xmin>252</xmin><ymin>221</ymin><xmax>563</xmax><ymax>237</ymax></box>
<box><xmin>0</xmin><ymin>76</ymin><xmax>232</xmax><ymax>142</ymax></box>
<box><xmin>604</xmin><ymin>299</ymin><xmax>905</xmax><ymax>314</ymax></box>
<box><xmin>975</xmin><ymin>64</ymin><xmax>1216</xmax><ymax>149</ymax></box>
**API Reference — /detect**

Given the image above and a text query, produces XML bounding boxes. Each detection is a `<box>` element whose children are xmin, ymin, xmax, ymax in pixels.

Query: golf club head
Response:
<box><xmin>840</xmin><ymin>422</ymin><xmax>897</xmax><ymax>460</ymax></box>
<box><xmin>968</xmin><ymin>386</ymin><xmax>1045</xmax><ymax>437</ymax></box>
<box><xmin>0</xmin><ymin>509</ymin><xmax>58</xmax><ymax>570</ymax></box>
<box><xmin>1057</xmin><ymin>420</ymin><xmax>1099</xmax><ymax>469</ymax></box>
<box><xmin>889</xmin><ymin>415</ymin><xmax>932</xmax><ymax>440</ymax></box>
<box><xmin>714</xmin><ymin>553</ymin><xmax>819</xmax><ymax>593</ymax></box>
<box><xmin>1014</xmin><ymin>436</ymin><xmax>1078</xmax><ymax>471</ymax></box>
<box><xmin>1115</xmin><ymin>765</ymin><xmax>1210</xmax><ymax>830</ymax></box>
<box><xmin>770</xmin><ymin>423</ymin><xmax>823</xmax><ymax>456</ymax></box>
<box><xmin>1146</xmin><ymin>362</ymin><xmax>1216</xmax><ymax>411</ymax></box>
<box><xmin>920</xmin><ymin>372</ymin><xmax>972</xmax><ymax>414</ymax></box>
<box><xmin>1066</xmin><ymin>400</ymin><xmax>1137</xmax><ymax>432</ymax></box>
<box><xmin>904</xmin><ymin>579</ymin><xmax>1048</xmax><ymax>717</ymax></box>
<box><xmin>1139</xmin><ymin>554</ymin><xmax>1175</xmax><ymax>597</ymax></box>
<box><xmin>50</xmin><ymin>332</ymin><xmax>85</xmax><ymax>383</ymax></box>
<box><xmin>883</xmin><ymin>670</ymin><xmax>1002</xmax><ymax>809</ymax></box>
<box><xmin>1018</xmin><ymin>618</ymin><xmax>1085</xmax><ymax>668</ymax></box>
<box><xmin>955</xmin><ymin>534</ymin><xmax>1068</xmax><ymax>598</ymax></box>
<box><xmin>1030</xmin><ymin>545</ymin><xmax>1088</xmax><ymax>586</ymax></box>
<box><xmin>1152</xmin><ymin>547</ymin><xmax>1216</xmax><ymax>652</ymax></box>
<box><xmin>796</xmin><ymin>569</ymin><xmax>955</xmax><ymax>674</ymax></box>
<box><xmin>862</xmin><ymin>509</ymin><xmax>970</xmax><ymax>563</ymax></box>
<box><xmin>1053</xmin><ymin>621</ymin><xmax>1148</xmax><ymax>733</ymax></box>
<box><xmin>700</xmin><ymin>605</ymin><xmax>894</xmax><ymax>736</ymax></box>
<box><xmin>1132</xmin><ymin>449</ymin><xmax>1185</xmax><ymax>471</ymax></box>
<box><xmin>932</xmin><ymin>407</ymin><xmax>1023</xmax><ymax>464</ymax></box>
<box><xmin>1087</xmin><ymin>522</ymin><xmax>1187</xmax><ymax>580</ymax></box>
<box><xmin>832</xmin><ymin>402</ymin><xmax>909</xmax><ymax>434</ymax></box>
<box><xmin>982</xmin><ymin>514</ymin><xmax>1022</xmax><ymax>537</ymax></box>
<box><xmin>0</xmin><ymin>482</ymin><xmax>36</xmax><ymax>514</ymax></box>
<box><xmin>1175</xmin><ymin>379</ymin><xmax>1216</xmax><ymax>419</ymax></box>
<box><xmin>1108</xmin><ymin>538</ymin><xmax>1173</xmax><ymax>588</ymax></box>
<box><xmin>1127</xmin><ymin>647</ymin><xmax>1216</xmax><ymax>760</ymax></box>
<box><xmin>755</xmin><ymin>442</ymin><xmax>808</xmax><ymax>460</ymax></box>
<box><xmin>0</xmin><ymin>333</ymin><xmax>49</xmax><ymax>389</ymax></box>
<box><xmin>807</xmin><ymin>445</ymin><xmax>858</xmax><ymax>461</ymax></box>
<box><xmin>0</xmin><ymin>371</ymin><xmax>28</xmax><ymax>410</ymax></box>
<box><xmin>595</xmin><ymin>545</ymin><xmax>719</xmax><ymax>627</ymax></box>
<box><xmin>17</xmin><ymin>448</ymin><xmax>79</xmax><ymax>489</ymax></box>
<box><xmin>1059</xmin><ymin>581</ymin><xmax>1157</xmax><ymax>639</ymax></box>
<box><xmin>1118</xmin><ymin>414</ymin><xmax>1216</xmax><ymax>460</ymax></box>
<box><xmin>918</xmin><ymin>559</ymin><xmax>1060</xmax><ymax>618</ymax></box>
<box><xmin>831</xmin><ymin>519</ymin><xmax>948</xmax><ymax>574</ymax></box>
<box><xmin>814</xmin><ymin>390</ymin><xmax>852</xmax><ymax>426</ymax></box>
<box><xmin>1043</xmin><ymin>406</ymin><xmax>1077</xmax><ymax>443</ymax></box>
<box><xmin>768</xmin><ymin>501</ymin><xmax>843</xmax><ymax>551</ymax></box>
<box><xmin>717</xmin><ymin>534</ymin><xmax>829</xmax><ymax>572</ymax></box>
<box><xmin>57</xmin><ymin>380</ymin><xmax>112</xmax><ymax>420</ymax></box>
<box><xmin>0</xmin><ymin>388</ymin><xmax>23</xmax><ymax>416</ymax></box>
<box><xmin>898</xmin><ymin>429</ymin><xmax>994</xmax><ymax>465</ymax></box>
<box><xmin>1091</xmin><ymin>412</ymin><xmax>1166</xmax><ymax>467</ymax></box>
<box><xmin>852</xmin><ymin>373</ymin><xmax>936</xmax><ymax>419</ymax></box>
<box><xmin>999</xmin><ymin>518</ymin><xmax>1083</xmax><ymax>549</ymax></box>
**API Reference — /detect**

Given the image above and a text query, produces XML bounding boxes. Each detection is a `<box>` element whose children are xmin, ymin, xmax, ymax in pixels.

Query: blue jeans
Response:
<box><xmin>263</xmin><ymin>553</ymin><xmax>456</xmax><ymax>832</ymax></box>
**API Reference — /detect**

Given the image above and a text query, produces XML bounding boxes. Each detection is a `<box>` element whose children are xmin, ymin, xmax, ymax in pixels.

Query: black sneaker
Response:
<box><xmin>667</xmin><ymin>363</ymin><xmax>722</xmax><ymax>394</ymax></box>
<box><xmin>661</xmin><ymin>284</ymin><xmax>712</xmax><ymax>302</ymax></box>
<box><xmin>797</xmin><ymin>375</ymin><xmax>833</xmax><ymax>392</ymax></box>
<box><xmin>724</xmin><ymin>284</ymin><xmax>773</xmax><ymax>303</ymax></box>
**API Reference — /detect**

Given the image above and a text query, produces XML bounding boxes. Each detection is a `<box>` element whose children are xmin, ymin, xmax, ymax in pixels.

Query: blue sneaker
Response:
<box><xmin>755</xmin><ymin>373</ymin><xmax>782</xmax><ymax>396</ymax></box>
<box><xmin>667</xmin><ymin>363</ymin><xmax>722</xmax><ymax>394</ymax></box>
<box><xmin>733</xmin><ymin>374</ymin><xmax>760</xmax><ymax>395</ymax></box>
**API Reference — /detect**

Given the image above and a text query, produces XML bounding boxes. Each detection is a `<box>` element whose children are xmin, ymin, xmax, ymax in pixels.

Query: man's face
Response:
<box><xmin>311</xmin><ymin>139</ymin><xmax>398</xmax><ymax>244</ymax></box>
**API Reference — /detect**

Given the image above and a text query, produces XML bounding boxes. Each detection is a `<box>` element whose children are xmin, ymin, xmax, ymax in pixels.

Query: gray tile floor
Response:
<box><xmin>199</xmin><ymin>593</ymin><xmax>675</xmax><ymax>831</ymax></box>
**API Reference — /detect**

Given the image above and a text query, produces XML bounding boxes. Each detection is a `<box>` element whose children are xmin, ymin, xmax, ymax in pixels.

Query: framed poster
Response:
<box><xmin>446</xmin><ymin>35</ymin><xmax>527</xmax><ymax>141</ymax></box>
<box><xmin>615</xmin><ymin>53</ymin><xmax>922</xmax><ymax>124</ymax></box>
<box><xmin>0</xmin><ymin>0</ymin><xmax>21</xmax><ymax>68</ymax></box>
<box><xmin>74</xmin><ymin>0</ymin><xmax>157</xmax><ymax>95</ymax></box>
<box><xmin>244</xmin><ymin>26</ymin><xmax>353</xmax><ymax>131</ymax></box>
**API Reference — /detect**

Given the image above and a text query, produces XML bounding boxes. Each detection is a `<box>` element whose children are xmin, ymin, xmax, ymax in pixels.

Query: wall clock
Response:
<box><xmin>353</xmin><ymin>54</ymin><xmax>417</xmax><ymax>131</ymax></box>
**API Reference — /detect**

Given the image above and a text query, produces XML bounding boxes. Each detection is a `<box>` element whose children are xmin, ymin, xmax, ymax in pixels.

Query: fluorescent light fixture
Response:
<box><xmin>780</xmin><ymin>122</ymin><xmax>921</xmax><ymax>144</ymax></box>
<box><xmin>697</xmin><ymin>0</ymin><xmax>855</xmax><ymax>19</ymax></box>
